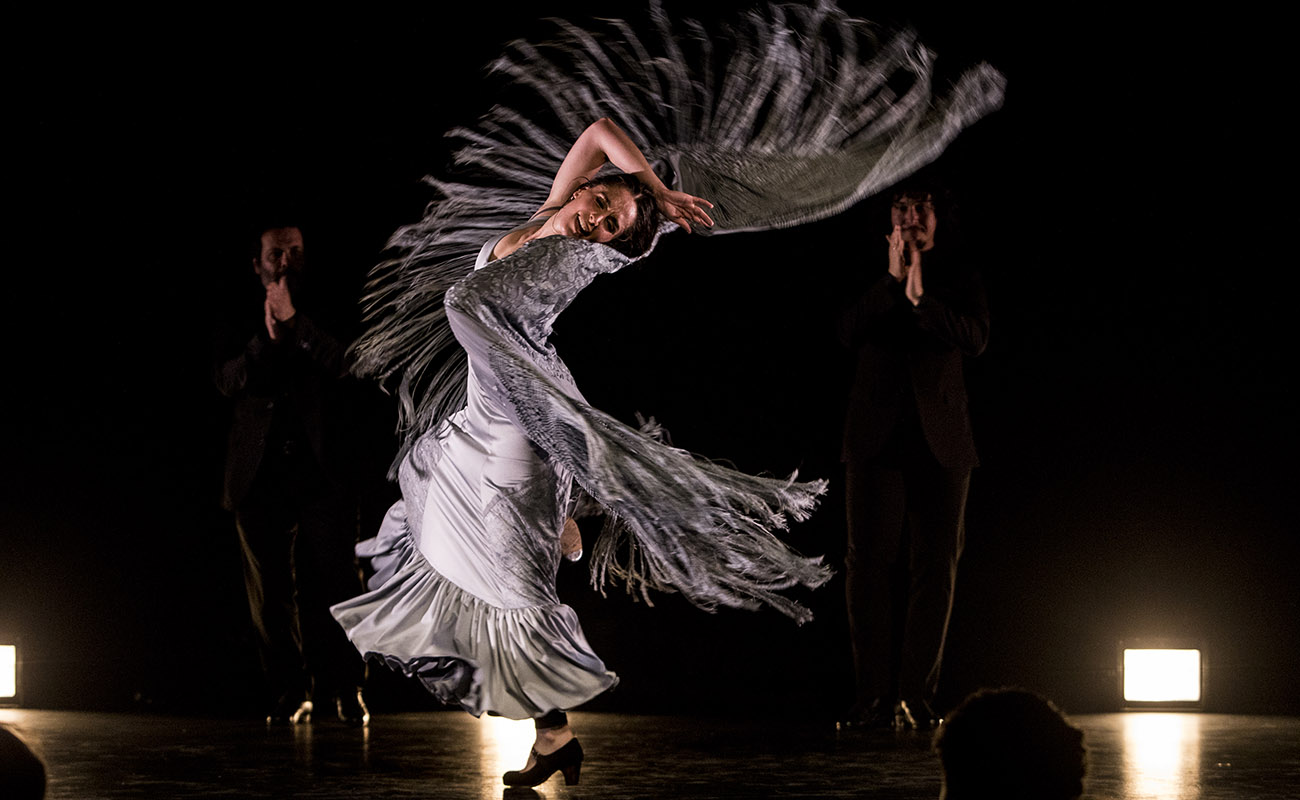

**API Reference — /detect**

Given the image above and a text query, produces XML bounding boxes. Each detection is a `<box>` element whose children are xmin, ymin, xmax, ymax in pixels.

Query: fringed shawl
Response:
<box><xmin>349</xmin><ymin>1</ymin><xmax>1005</xmax><ymax>620</ymax></box>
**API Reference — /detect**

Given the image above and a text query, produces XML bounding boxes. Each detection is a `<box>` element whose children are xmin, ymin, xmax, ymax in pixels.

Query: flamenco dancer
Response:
<box><xmin>331</xmin><ymin>2</ymin><xmax>1005</xmax><ymax>788</ymax></box>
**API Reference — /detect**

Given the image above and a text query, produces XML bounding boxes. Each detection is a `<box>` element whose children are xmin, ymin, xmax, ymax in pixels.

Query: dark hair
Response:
<box><xmin>934</xmin><ymin>688</ymin><xmax>1086</xmax><ymax>800</ymax></box>
<box><xmin>889</xmin><ymin>168</ymin><xmax>960</xmax><ymax>238</ymax></box>
<box><xmin>889</xmin><ymin>162</ymin><xmax>953</xmax><ymax>206</ymax></box>
<box><xmin>575</xmin><ymin>173</ymin><xmax>661</xmax><ymax>257</ymax></box>
<box><xmin>248</xmin><ymin>222</ymin><xmax>305</xmax><ymax>262</ymax></box>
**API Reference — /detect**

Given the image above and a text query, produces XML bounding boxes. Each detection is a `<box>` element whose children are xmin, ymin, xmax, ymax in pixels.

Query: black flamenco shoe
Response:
<box><xmin>502</xmin><ymin>738</ymin><xmax>583</xmax><ymax>787</ymax></box>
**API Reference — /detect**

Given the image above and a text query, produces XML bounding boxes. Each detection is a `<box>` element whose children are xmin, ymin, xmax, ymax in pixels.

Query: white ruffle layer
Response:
<box><xmin>331</xmin><ymin>503</ymin><xmax>617</xmax><ymax>720</ymax></box>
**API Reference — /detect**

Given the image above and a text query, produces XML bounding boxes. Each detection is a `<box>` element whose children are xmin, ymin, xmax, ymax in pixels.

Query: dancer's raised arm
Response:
<box><xmin>540</xmin><ymin>118</ymin><xmax>713</xmax><ymax>233</ymax></box>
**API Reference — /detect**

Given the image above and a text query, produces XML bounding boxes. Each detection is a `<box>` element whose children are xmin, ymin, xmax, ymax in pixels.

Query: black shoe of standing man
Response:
<box><xmin>896</xmin><ymin>698</ymin><xmax>941</xmax><ymax>731</ymax></box>
<box><xmin>336</xmin><ymin>690</ymin><xmax>370</xmax><ymax>727</ymax></box>
<box><xmin>267</xmin><ymin>694</ymin><xmax>312</xmax><ymax>726</ymax></box>
<box><xmin>837</xmin><ymin>697</ymin><xmax>896</xmax><ymax>730</ymax></box>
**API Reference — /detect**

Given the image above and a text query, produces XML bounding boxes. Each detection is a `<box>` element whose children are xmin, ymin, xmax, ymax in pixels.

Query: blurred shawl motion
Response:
<box><xmin>332</xmin><ymin>1</ymin><xmax>1005</xmax><ymax>719</ymax></box>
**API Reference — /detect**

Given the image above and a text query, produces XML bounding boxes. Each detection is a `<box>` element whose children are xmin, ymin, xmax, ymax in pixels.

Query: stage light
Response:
<box><xmin>1</xmin><ymin>643</ymin><xmax>17</xmax><ymax>705</ymax></box>
<box><xmin>1120</xmin><ymin>640</ymin><xmax>1204</xmax><ymax>709</ymax></box>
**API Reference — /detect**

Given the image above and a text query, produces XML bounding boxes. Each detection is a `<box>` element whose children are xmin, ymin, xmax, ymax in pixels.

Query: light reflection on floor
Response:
<box><xmin>1122</xmin><ymin>712</ymin><xmax>1202</xmax><ymax>799</ymax></box>
<box><xmin>479</xmin><ymin>714</ymin><xmax>535</xmax><ymax>788</ymax></box>
<box><xmin>2</xmin><ymin>708</ymin><xmax>1297</xmax><ymax>798</ymax></box>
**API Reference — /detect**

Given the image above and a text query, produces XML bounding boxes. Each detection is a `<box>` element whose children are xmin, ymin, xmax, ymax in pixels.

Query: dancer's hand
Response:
<box><xmin>655</xmin><ymin>188</ymin><xmax>714</xmax><ymax>233</ymax></box>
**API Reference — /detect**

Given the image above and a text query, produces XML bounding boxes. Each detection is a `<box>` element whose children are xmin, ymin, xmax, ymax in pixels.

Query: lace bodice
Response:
<box><xmin>449</xmin><ymin>235</ymin><xmax>630</xmax><ymax>390</ymax></box>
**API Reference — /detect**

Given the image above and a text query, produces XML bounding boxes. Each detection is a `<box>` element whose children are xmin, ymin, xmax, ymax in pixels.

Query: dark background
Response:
<box><xmin>5</xmin><ymin>3</ymin><xmax>1293</xmax><ymax>718</ymax></box>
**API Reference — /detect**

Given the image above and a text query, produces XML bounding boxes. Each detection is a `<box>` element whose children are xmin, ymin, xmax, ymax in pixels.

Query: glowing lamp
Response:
<box><xmin>1</xmin><ymin>643</ymin><xmax>17</xmax><ymax>705</ymax></box>
<box><xmin>1120</xmin><ymin>640</ymin><xmax>1204</xmax><ymax>709</ymax></box>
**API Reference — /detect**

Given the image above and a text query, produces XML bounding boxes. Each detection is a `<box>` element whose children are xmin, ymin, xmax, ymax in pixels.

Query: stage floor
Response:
<box><xmin>3</xmin><ymin>709</ymin><xmax>1298</xmax><ymax>799</ymax></box>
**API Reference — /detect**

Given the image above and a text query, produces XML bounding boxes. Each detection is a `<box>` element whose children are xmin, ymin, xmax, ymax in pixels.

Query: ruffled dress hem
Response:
<box><xmin>330</xmin><ymin>503</ymin><xmax>618</xmax><ymax>721</ymax></box>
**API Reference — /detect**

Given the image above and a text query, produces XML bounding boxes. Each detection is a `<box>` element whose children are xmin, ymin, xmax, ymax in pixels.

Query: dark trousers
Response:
<box><xmin>844</xmin><ymin>447</ymin><xmax>968</xmax><ymax>707</ymax></box>
<box><xmin>235</xmin><ymin>445</ymin><xmax>364</xmax><ymax>704</ymax></box>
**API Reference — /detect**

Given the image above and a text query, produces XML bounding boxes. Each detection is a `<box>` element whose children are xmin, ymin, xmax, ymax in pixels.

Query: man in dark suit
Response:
<box><xmin>214</xmin><ymin>223</ymin><xmax>368</xmax><ymax>726</ymax></box>
<box><xmin>838</xmin><ymin>182</ymin><xmax>989</xmax><ymax>729</ymax></box>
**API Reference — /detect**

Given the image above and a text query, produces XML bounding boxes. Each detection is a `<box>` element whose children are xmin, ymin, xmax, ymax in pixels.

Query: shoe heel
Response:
<box><xmin>561</xmin><ymin>763</ymin><xmax>581</xmax><ymax>785</ymax></box>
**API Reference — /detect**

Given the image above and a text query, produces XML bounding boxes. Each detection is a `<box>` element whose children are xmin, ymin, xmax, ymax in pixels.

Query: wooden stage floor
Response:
<box><xmin>3</xmin><ymin>708</ymin><xmax>1298</xmax><ymax>799</ymax></box>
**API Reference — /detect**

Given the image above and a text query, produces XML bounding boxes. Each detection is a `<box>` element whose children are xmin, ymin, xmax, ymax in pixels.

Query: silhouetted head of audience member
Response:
<box><xmin>1</xmin><ymin>724</ymin><xmax>46</xmax><ymax>800</ymax></box>
<box><xmin>933</xmin><ymin>688</ymin><xmax>1086</xmax><ymax>800</ymax></box>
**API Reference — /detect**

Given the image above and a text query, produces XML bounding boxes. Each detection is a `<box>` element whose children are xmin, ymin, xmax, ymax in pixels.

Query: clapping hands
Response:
<box><xmin>263</xmin><ymin>276</ymin><xmax>297</xmax><ymax>340</ymax></box>
<box><xmin>886</xmin><ymin>225</ymin><xmax>924</xmax><ymax>306</ymax></box>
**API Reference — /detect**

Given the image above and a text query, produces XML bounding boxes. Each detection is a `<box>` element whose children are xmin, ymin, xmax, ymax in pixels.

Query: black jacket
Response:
<box><xmin>213</xmin><ymin>308</ymin><xmax>350</xmax><ymax>510</ymax></box>
<box><xmin>839</xmin><ymin>247</ymin><xmax>989</xmax><ymax>470</ymax></box>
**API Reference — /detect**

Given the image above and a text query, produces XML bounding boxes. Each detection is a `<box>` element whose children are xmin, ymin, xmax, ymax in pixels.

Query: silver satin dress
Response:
<box><xmin>331</xmin><ymin>230</ymin><xmax>616</xmax><ymax>721</ymax></box>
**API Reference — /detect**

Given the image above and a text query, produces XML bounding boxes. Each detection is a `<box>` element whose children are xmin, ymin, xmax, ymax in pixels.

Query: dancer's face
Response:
<box><xmin>890</xmin><ymin>193</ymin><xmax>937</xmax><ymax>250</ymax></box>
<box><xmin>554</xmin><ymin>184</ymin><xmax>640</xmax><ymax>245</ymax></box>
<box><xmin>253</xmin><ymin>227</ymin><xmax>305</xmax><ymax>286</ymax></box>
